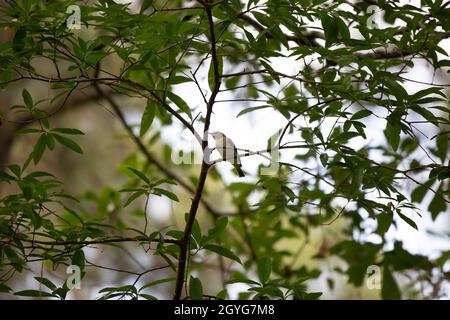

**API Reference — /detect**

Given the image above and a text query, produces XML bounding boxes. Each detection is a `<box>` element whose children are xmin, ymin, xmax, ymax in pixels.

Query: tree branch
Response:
<box><xmin>3</xmin><ymin>236</ymin><xmax>178</xmax><ymax>247</ymax></box>
<box><xmin>173</xmin><ymin>2</ymin><xmax>221</xmax><ymax>300</ymax></box>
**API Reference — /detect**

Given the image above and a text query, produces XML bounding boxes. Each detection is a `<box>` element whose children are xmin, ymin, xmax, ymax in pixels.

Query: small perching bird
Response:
<box><xmin>209</xmin><ymin>131</ymin><xmax>245</xmax><ymax>177</ymax></box>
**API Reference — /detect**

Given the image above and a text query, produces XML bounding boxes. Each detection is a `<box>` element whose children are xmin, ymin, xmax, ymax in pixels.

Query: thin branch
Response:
<box><xmin>7</xmin><ymin>236</ymin><xmax>178</xmax><ymax>246</ymax></box>
<box><xmin>173</xmin><ymin>2</ymin><xmax>221</xmax><ymax>300</ymax></box>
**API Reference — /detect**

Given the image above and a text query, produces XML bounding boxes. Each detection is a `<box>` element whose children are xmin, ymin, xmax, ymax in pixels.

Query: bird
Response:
<box><xmin>209</xmin><ymin>131</ymin><xmax>245</xmax><ymax>177</ymax></box>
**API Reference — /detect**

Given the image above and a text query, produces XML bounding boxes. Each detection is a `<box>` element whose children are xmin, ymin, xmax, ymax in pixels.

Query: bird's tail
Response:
<box><xmin>236</xmin><ymin>164</ymin><xmax>245</xmax><ymax>177</ymax></box>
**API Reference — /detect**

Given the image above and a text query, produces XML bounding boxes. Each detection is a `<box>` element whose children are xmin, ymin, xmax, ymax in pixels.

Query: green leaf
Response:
<box><xmin>53</xmin><ymin>134</ymin><xmax>83</xmax><ymax>154</ymax></box>
<box><xmin>260</xmin><ymin>60</ymin><xmax>280</xmax><ymax>83</ymax></box>
<box><xmin>226</xmin><ymin>278</ymin><xmax>260</xmax><ymax>285</ymax></box>
<box><xmin>208</xmin><ymin>52</ymin><xmax>223</xmax><ymax>91</ymax></box>
<box><xmin>319</xmin><ymin>153</ymin><xmax>328</xmax><ymax>167</ymax></box>
<box><xmin>51</xmin><ymin>128</ymin><xmax>85</xmax><ymax>135</ymax></box>
<box><xmin>33</xmin><ymin>134</ymin><xmax>47</xmax><ymax>164</ymax></box>
<box><xmin>436</xmin><ymin>132</ymin><xmax>448</xmax><ymax>162</ymax></box>
<box><xmin>0</xmin><ymin>284</ymin><xmax>12</xmax><ymax>293</ymax></box>
<box><xmin>335</xmin><ymin>16</ymin><xmax>350</xmax><ymax>40</ymax></box>
<box><xmin>191</xmin><ymin>218</ymin><xmax>202</xmax><ymax>245</ymax></box>
<box><xmin>166</xmin><ymin>230</ymin><xmax>184</xmax><ymax>240</ymax></box>
<box><xmin>204</xmin><ymin>244</ymin><xmax>241</xmax><ymax>263</ymax></box>
<box><xmin>351</xmin><ymin>109</ymin><xmax>372</xmax><ymax>120</ymax></box>
<box><xmin>216</xmin><ymin>289</ymin><xmax>227</xmax><ymax>299</ymax></box>
<box><xmin>189</xmin><ymin>276</ymin><xmax>203</xmax><ymax>300</ymax></box>
<box><xmin>140</xmin><ymin>100</ymin><xmax>156</xmax><ymax>137</ymax></box>
<box><xmin>385</xmin><ymin>122</ymin><xmax>401</xmax><ymax>152</ymax></box>
<box><xmin>128</xmin><ymin>167</ymin><xmax>150</xmax><ymax>184</ymax></box>
<box><xmin>205</xmin><ymin>216</ymin><xmax>228</xmax><ymax>242</ymax></box>
<box><xmin>22</xmin><ymin>89</ymin><xmax>33</xmax><ymax>108</ymax></box>
<box><xmin>377</xmin><ymin>212</ymin><xmax>393</xmax><ymax>237</ymax></box>
<box><xmin>99</xmin><ymin>285</ymin><xmax>137</xmax><ymax>294</ymax></box>
<box><xmin>152</xmin><ymin>187</ymin><xmax>179</xmax><ymax>202</ymax></box>
<box><xmin>124</xmin><ymin>190</ymin><xmax>146</xmax><ymax>207</ymax></box>
<box><xmin>381</xmin><ymin>266</ymin><xmax>401</xmax><ymax>300</ymax></box>
<box><xmin>411</xmin><ymin>180</ymin><xmax>434</xmax><ymax>203</ymax></box>
<box><xmin>34</xmin><ymin>277</ymin><xmax>57</xmax><ymax>290</ymax></box>
<box><xmin>4</xmin><ymin>246</ymin><xmax>24</xmax><ymax>271</ymax></box>
<box><xmin>382</xmin><ymin>78</ymin><xmax>408</xmax><ymax>101</ymax></box>
<box><xmin>320</xmin><ymin>13</ymin><xmax>338</xmax><ymax>47</ymax></box>
<box><xmin>15</xmin><ymin>290</ymin><xmax>55</xmax><ymax>298</ymax></box>
<box><xmin>397</xmin><ymin>212</ymin><xmax>418</xmax><ymax>230</ymax></box>
<box><xmin>8</xmin><ymin>164</ymin><xmax>22</xmax><ymax>177</ymax></box>
<box><xmin>428</xmin><ymin>190</ymin><xmax>446</xmax><ymax>221</ymax></box>
<box><xmin>72</xmin><ymin>249</ymin><xmax>85</xmax><ymax>271</ymax></box>
<box><xmin>237</xmin><ymin>105</ymin><xmax>271</xmax><ymax>117</ymax></box>
<box><xmin>301</xmin><ymin>292</ymin><xmax>323</xmax><ymax>300</ymax></box>
<box><xmin>257</xmin><ymin>257</ymin><xmax>272</xmax><ymax>284</ymax></box>
<box><xmin>46</xmin><ymin>133</ymin><xmax>55</xmax><ymax>150</ymax></box>
<box><xmin>13</xmin><ymin>27</ymin><xmax>27</xmax><ymax>52</ymax></box>
<box><xmin>27</xmin><ymin>207</ymin><xmax>42</xmax><ymax>229</ymax></box>
<box><xmin>168</xmin><ymin>76</ymin><xmax>193</xmax><ymax>85</ymax></box>
<box><xmin>167</xmin><ymin>92</ymin><xmax>192</xmax><ymax>119</ymax></box>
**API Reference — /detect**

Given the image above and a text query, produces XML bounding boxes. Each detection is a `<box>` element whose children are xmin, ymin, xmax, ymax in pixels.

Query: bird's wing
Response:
<box><xmin>224</xmin><ymin>137</ymin><xmax>241</xmax><ymax>164</ymax></box>
<box><xmin>215</xmin><ymin>137</ymin><xmax>240</xmax><ymax>164</ymax></box>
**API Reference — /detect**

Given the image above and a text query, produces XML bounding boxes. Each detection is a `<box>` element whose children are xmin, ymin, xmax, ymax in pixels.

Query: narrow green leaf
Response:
<box><xmin>189</xmin><ymin>276</ymin><xmax>203</xmax><ymax>300</ymax></box>
<box><xmin>428</xmin><ymin>189</ymin><xmax>446</xmax><ymax>221</ymax></box>
<box><xmin>385</xmin><ymin>122</ymin><xmax>401</xmax><ymax>152</ymax></box>
<box><xmin>257</xmin><ymin>257</ymin><xmax>272</xmax><ymax>284</ymax></box>
<box><xmin>152</xmin><ymin>187</ymin><xmax>179</xmax><ymax>202</ymax></box>
<box><xmin>167</xmin><ymin>92</ymin><xmax>192</xmax><ymax>119</ymax></box>
<box><xmin>34</xmin><ymin>277</ymin><xmax>57</xmax><ymax>290</ymax></box>
<box><xmin>237</xmin><ymin>105</ymin><xmax>271</xmax><ymax>117</ymax></box>
<box><xmin>51</xmin><ymin>128</ymin><xmax>85</xmax><ymax>135</ymax></box>
<box><xmin>140</xmin><ymin>294</ymin><xmax>158</xmax><ymax>300</ymax></box>
<box><xmin>205</xmin><ymin>216</ymin><xmax>228</xmax><ymax>242</ymax></box>
<box><xmin>320</xmin><ymin>13</ymin><xmax>338</xmax><ymax>47</ymax></box>
<box><xmin>436</xmin><ymin>132</ymin><xmax>449</xmax><ymax>162</ymax></box>
<box><xmin>204</xmin><ymin>244</ymin><xmax>241</xmax><ymax>263</ymax></box>
<box><xmin>335</xmin><ymin>16</ymin><xmax>350</xmax><ymax>40</ymax></box>
<box><xmin>12</xmin><ymin>27</ymin><xmax>26</xmax><ymax>52</ymax></box>
<box><xmin>72</xmin><ymin>249</ymin><xmax>85</xmax><ymax>271</ymax></box>
<box><xmin>124</xmin><ymin>190</ymin><xmax>146</xmax><ymax>207</ymax></box>
<box><xmin>377</xmin><ymin>212</ymin><xmax>393</xmax><ymax>237</ymax></box>
<box><xmin>397</xmin><ymin>212</ymin><xmax>418</xmax><ymax>230</ymax></box>
<box><xmin>140</xmin><ymin>101</ymin><xmax>156</xmax><ymax>137</ymax></box>
<box><xmin>0</xmin><ymin>284</ymin><xmax>12</xmax><ymax>293</ymax></box>
<box><xmin>319</xmin><ymin>153</ymin><xmax>328</xmax><ymax>167</ymax></box>
<box><xmin>128</xmin><ymin>167</ymin><xmax>150</xmax><ymax>184</ymax></box>
<box><xmin>208</xmin><ymin>52</ymin><xmax>223</xmax><ymax>91</ymax></box>
<box><xmin>381</xmin><ymin>266</ymin><xmax>401</xmax><ymax>300</ymax></box>
<box><xmin>46</xmin><ymin>133</ymin><xmax>55</xmax><ymax>150</ymax></box>
<box><xmin>168</xmin><ymin>76</ymin><xmax>192</xmax><ymax>85</ymax></box>
<box><xmin>8</xmin><ymin>164</ymin><xmax>21</xmax><ymax>177</ymax></box>
<box><xmin>15</xmin><ymin>290</ymin><xmax>54</xmax><ymax>298</ymax></box>
<box><xmin>22</xmin><ymin>89</ymin><xmax>33</xmax><ymax>108</ymax></box>
<box><xmin>33</xmin><ymin>134</ymin><xmax>47</xmax><ymax>164</ymax></box>
<box><xmin>53</xmin><ymin>134</ymin><xmax>83</xmax><ymax>154</ymax></box>
<box><xmin>411</xmin><ymin>180</ymin><xmax>434</xmax><ymax>203</ymax></box>
<box><xmin>351</xmin><ymin>109</ymin><xmax>372</xmax><ymax>120</ymax></box>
